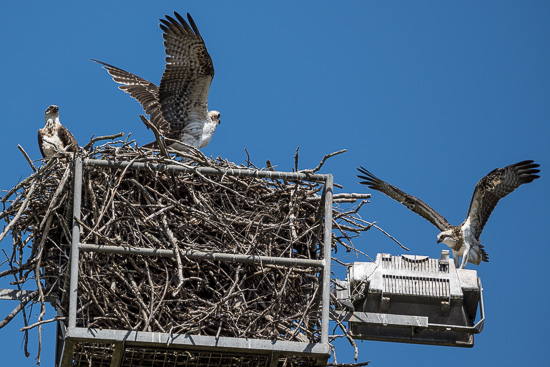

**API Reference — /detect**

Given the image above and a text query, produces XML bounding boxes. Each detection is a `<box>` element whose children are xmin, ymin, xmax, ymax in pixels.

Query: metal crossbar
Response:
<box><xmin>82</xmin><ymin>158</ymin><xmax>330</xmax><ymax>182</ymax></box>
<box><xmin>78</xmin><ymin>243</ymin><xmax>325</xmax><ymax>267</ymax></box>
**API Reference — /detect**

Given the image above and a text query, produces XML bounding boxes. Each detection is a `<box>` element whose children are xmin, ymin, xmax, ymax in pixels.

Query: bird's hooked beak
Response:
<box><xmin>46</xmin><ymin>105</ymin><xmax>59</xmax><ymax>114</ymax></box>
<box><xmin>209</xmin><ymin>110</ymin><xmax>221</xmax><ymax>125</ymax></box>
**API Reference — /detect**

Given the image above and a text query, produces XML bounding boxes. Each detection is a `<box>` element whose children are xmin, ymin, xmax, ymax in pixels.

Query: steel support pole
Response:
<box><xmin>68</xmin><ymin>158</ymin><xmax>83</xmax><ymax>329</ymax></box>
<box><xmin>110</xmin><ymin>343</ymin><xmax>124</xmax><ymax>367</ymax></box>
<box><xmin>321</xmin><ymin>175</ymin><xmax>333</xmax><ymax>344</ymax></box>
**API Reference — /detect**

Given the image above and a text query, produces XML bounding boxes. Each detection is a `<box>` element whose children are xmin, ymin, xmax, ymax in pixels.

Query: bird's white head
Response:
<box><xmin>44</xmin><ymin>105</ymin><xmax>60</xmax><ymax>125</ymax></box>
<box><xmin>437</xmin><ymin>229</ymin><xmax>458</xmax><ymax>249</ymax></box>
<box><xmin>208</xmin><ymin>110</ymin><xmax>221</xmax><ymax>125</ymax></box>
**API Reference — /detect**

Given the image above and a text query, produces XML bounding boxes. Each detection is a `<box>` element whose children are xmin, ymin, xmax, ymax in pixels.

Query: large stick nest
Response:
<box><xmin>0</xmin><ymin>138</ymin><xmax>375</xmax><ymax>363</ymax></box>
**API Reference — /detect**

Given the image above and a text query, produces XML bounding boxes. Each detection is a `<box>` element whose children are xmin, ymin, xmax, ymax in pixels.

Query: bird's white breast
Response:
<box><xmin>461</xmin><ymin>218</ymin><xmax>474</xmax><ymax>243</ymax></box>
<box><xmin>41</xmin><ymin>132</ymin><xmax>65</xmax><ymax>157</ymax></box>
<box><xmin>200</xmin><ymin>120</ymin><xmax>218</xmax><ymax>148</ymax></box>
<box><xmin>460</xmin><ymin>218</ymin><xmax>476</xmax><ymax>253</ymax></box>
<box><xmin>459</xmin><ymin>217</ymin><xmax>483</xmax><ymax>264</ymax></box>
<box><xmin>170</xmin><ymin>118</ymin><xmax>208</xmax><ymax>151</ymax></box>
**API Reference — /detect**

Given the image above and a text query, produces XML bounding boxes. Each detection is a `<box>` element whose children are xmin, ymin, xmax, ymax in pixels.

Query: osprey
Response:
<box><xmin>37</xmin><ymin>105</ymin><xmax>78</xmax><ymax>158</ymax></box>
<box><xmin>92</xmin><ymin>12</ymin><xmax>220</xmax><ymax>152</ymax></box>
<box><xmin>357</xmin><ymin>160</ymin><xmax>540</xmax><ymax>268</ymax></box>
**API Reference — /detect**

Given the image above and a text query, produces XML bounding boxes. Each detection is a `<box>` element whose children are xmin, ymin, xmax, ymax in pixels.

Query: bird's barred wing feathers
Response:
<box><xmin>158</xmin><ymin>12</ymin><xmax>214</xmax><ymax>135</ymax></box>
<box><xmin>357</xmin><ymin>166</ymin><xmax>452</xmax><ymax>231</ymax></box>
<box><xmin>90</xmin><ymin>59</ymin><xmax>169</xmax><ymax>134</ymax></box>
<box><xmin>466</xmin><ymin>160</ymin><xmax>540</xmax><ymax>240</ymax></box>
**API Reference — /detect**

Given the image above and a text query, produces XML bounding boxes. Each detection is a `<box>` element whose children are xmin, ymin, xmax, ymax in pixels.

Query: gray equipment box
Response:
<box><xmin>334</xmin><ymin>250</ymin><xmax>484</xmax><ymax>347</ymax></box>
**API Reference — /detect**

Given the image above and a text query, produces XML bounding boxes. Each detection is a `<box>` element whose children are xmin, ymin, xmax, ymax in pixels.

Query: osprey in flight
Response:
<box><xmin>357</xmin><ymin>160</ymin><xmax>540</xmax><ymax>269</ymax></box>
<box><xmin>92</xmin><ymin>11</ymin><xmax>220</xmax><ymax>151</ymax></box>
<box><xmin>37</xmin><ymin>105</ymin><xmax>78</xmax><ymax>158</ymax></box>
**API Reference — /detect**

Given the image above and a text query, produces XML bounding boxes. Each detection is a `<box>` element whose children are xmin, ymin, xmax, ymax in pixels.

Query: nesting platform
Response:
<box><xmin>3</xmin><ymin>143</ymin><xmax>378</xmax><ymax>366</ymax></box>
<box><xmin>51</xmin><ymin>157</ymin><xmax>334</xmax><ymax>366</ymax></box>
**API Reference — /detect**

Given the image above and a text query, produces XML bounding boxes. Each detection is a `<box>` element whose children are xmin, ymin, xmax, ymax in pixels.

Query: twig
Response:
<box><xmin>308</xmin><ymin>193</ymin><xmax>371</xmax><ymax>202</ymax></box>
<box><xmin>1</xmin><ymin>159</ymin><xmax>55</xmax><ymax>203</ymax></box>
<box><xmin>39</xmin><ymin>163</ymin><xmax>72</xmax><ymax>229</ymax></box>
<box><xmin>19</xmin><ymin>316</ymin><xmax>64</xmax><ymax>332</ymax></box>
<box><xmin>139</xmin><ymin>115</ymin><xmax>169</xmax><ymax>158</ymax></box>
<box><xmin>353</xmin><ymin>218</ymin><xmax>409</xmax><ymax>251</ymax></box>
<box><xmin>332</xmin><ymin>312</ymin><xmax>359</xmax><ymax>360</ymax></box>
<box><xmin>84</xmin><ymin>156</ymin><xmax>139</xmax><ymax>240</ymax></box>
<box><xmin>17</xmin><ymin>145</ymin><xmax>37</xmax><ymax>173</ymax></box>
<box><xmin>83</xmin><ymin>132</ymin><xmax>125</xmax><ymax>150</ymax></box>
<box><xmin>301</xmin><ymin>149</ymin><xmax>347</xmax><ymax>173</ymax></box>
<box><xmin>0</xmin><ymin>290</ymin><xmax>39</xmax><ymax>329</ymax></box>
<box><xmin>0</xmin><ymin>181</ymin><xmax>37</xmax><ymax>243</ymax></box>
<box><xmin>161</xmin><ymin>214</ymin><xmax>184</xmax><ymax>295</ymax></box>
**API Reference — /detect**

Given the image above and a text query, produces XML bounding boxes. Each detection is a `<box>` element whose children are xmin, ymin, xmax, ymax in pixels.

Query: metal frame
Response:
<box><xmin>58</xmin><ymin>157</ymin><xmax>333</xmax><ymax>366</ymax></box>
<box><xmin>334</xmin><ymin>252</ymin><xmax>485</xmax><ymax>347</ymax></box>
<box><xmin>427</xmin><ymin>277</ymin><xmax>485</xmax><ymax>334</ymax></box>
<box><xmin>333</xmin><ymin>277</ymin><xmax>485</xmax><ymax>334</ymax></box>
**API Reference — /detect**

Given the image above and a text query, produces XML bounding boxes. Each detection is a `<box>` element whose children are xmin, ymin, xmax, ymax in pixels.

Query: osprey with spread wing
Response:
<box><xmin>357</xmin><ymin>160</ymin><xmax>540</xmax><ymax>268</ymax></box>
<box><xmin>92</xmin><ymin>12</ymin><xmax>220</xmax><ymax>152</ymax></box>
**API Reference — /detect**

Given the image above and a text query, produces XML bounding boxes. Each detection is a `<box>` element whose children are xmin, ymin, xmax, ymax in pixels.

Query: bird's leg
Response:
<box><xmin>452</xmin><ymin>250</ymin><xmax>460</xmax><ymax>268</ymax></box>
<box><xmin>460</xmin><ymin>246</ymin><xmax>470</xmax><ymax>269</ymax></box>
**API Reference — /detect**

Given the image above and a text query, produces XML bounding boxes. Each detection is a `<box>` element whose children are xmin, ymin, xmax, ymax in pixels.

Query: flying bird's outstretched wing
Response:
<box><xmin>466</xmin><ymin>160</ymin><xmax>541</xmax><ymax>240</ymax></box>
<box><xmin>357</xmin><ymin>166</ymin><xmax>452</xmax><ymax>231</ymax></box>
<box><xmin>90</xmin><ymin>60</ymin><xmax>169</xmax><ymax>134</ymax></box>
<box><xmin>158</xmin><ymin>12</ymin><xmax>215</xmax><ymax>144</ymax></box>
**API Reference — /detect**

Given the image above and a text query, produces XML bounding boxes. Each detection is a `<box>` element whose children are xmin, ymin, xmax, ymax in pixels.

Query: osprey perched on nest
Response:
<box><xmin>357</xmin><ymin>160</ymin><xmax>541</xmax><ymax>269</ymax></box>
<box><xmin>37</xmin><ymin>105</ymin><xmax>78</xmax><ymax>158</ymax></box>
<box><xmin>92</xmin><ymin>11</ymin><xmax>220</xmax><ymax>152</ymax></box>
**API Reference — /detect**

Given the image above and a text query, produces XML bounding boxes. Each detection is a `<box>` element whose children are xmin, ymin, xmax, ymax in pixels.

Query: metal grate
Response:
<box><xmin>121</xmin><ymin>348</ymin><xmax>269</xmax><ymax>367</ymax></box>
<box><xmin>73</xmin><ymin>343</ymin><xmax>115</xmax><ymax>367</ymax></box>
<box><xmin>67</xmin><ymin>342</ymin><xmax>324</xmax><ymax>367</ymax></box>
<box><xmin>279</xmin><ymin>356</ymin><xmax>321</xmax><ymax>367</ymax></box>
<box><xmin>381</xmin><ymin>254</ymin><xmax>445</xmax><ymax>273</ymax></box>
<box><xmin>383</xmin><ymin>274</ymin><xmax>450</xmax><ymax>297</ymax></box>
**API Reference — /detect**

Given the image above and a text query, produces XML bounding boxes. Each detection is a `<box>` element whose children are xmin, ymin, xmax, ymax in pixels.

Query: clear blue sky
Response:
<box><xmin>1</xmin><ymin>1</ymin><xmax>548</xmax><ymax>366</ymax></box>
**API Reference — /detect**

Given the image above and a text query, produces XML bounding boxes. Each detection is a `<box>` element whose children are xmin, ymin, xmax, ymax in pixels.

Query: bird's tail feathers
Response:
<box><xmin>466</xmin><ymin>243</ymin><xmax>490</xmax><ymax>266</ymax></box>
<box><xmin>479</xmin><ymin>243</ymin><xmax>490</xmax><ymax>263</ymax></box>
